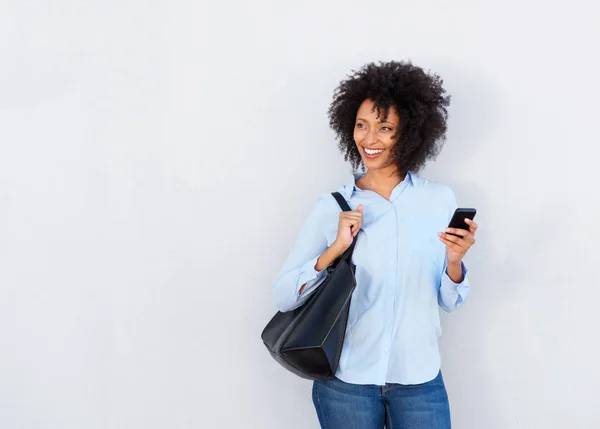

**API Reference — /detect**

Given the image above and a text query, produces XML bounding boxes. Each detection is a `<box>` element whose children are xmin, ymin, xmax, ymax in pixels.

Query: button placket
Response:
<box><xmin>384</xmin><ymin>209</ymin><xmax>399</xmax><ymax>363</ymax></box>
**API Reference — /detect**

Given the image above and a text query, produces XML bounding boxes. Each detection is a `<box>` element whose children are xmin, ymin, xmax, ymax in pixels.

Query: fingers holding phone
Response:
<box><xmin>438</xmin><ymin>208</ymin><xmax>478</xmax><ymax>263</ymax></box>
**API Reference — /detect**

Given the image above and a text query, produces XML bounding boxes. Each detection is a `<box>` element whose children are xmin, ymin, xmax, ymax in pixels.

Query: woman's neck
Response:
<box><xmin>357</xmin><ymin>167</ymin><xmax>405</xmax><ymax>200</ymax></box>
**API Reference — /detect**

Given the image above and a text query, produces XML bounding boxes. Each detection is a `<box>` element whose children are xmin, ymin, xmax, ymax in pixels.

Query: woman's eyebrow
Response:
<box><xmin>356</xmin><ymin>117</ymin><xmax>396</xmax><ymax>125</ymax></box>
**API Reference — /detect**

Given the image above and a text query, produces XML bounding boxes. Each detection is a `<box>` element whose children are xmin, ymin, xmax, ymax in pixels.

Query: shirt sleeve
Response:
<box><xmin>272</xmin><ymin>195</ymin><xmax>331</xmax><ymax>312</ymax></box>
<box><xmin>438</xmin><ymin>258</ymin><xmax>470</xmax><ymax>312</ymax></box>
<box><xmin>437</xmin><ymin>187</ymin><xmax>471</xmax><ymax>312</ymax></box>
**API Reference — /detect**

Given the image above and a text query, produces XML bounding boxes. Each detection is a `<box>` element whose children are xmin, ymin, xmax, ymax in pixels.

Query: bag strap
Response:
<box><xmin>331</xmin><ymin>192</ymin><xmax>358</xmax><ymax>263</ymax></box>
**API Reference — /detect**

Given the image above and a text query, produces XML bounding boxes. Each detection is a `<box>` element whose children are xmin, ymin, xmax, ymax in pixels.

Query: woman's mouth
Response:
<box><xmin>363</xmin><ymin>147</ymin><xmax>384</xmax><ymax>159</ymax></box>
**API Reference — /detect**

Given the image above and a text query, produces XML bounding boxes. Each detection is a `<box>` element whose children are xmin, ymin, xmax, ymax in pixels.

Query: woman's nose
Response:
<box><xmin>365</xmin><ymin>129</ymin><xmax>378</xmax><ymax>144</ymax></box>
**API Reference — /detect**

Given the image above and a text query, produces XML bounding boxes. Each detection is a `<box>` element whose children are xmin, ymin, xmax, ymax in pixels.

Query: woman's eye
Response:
<box><xmin>356</xmin><ymin>123</ymin><xmax>365</xmax><ymax>129</ymax></box>
<box><xmin>381</xmin><ymin>127</ymin><xmax>392</xmax><ymax>131</ymax></box>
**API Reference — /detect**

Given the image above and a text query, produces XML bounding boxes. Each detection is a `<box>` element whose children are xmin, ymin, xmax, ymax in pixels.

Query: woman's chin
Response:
<box><xmin>362</xmin><ymin>157</ymin><xmax>387</xmax><ymax>170</ymax></box>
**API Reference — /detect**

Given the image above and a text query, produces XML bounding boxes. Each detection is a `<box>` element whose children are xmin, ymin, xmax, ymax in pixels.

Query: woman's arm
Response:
<box><xmin>272</xmin><ymin>196</ymin><xmax>362</xmax><ymax>312</ymax></box>
<box><xmin>437</xmin><ymin>187</ymin><xmax>477</xmax><ymax>312</ymax></box>
<box><xmin>298</xmin><ymin>241</ymin><xmax>347</xmax><ymax>295</ymax></box>
<box><xmin>272</xmin><ymin>196</ymin><xmax>330</xmax><ymax>312</ymax></box>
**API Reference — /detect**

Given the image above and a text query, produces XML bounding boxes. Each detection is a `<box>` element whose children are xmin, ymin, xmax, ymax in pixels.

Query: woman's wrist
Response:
<box><xmin>446</xmin><ymin>260</ymin><xmax>464</xmax><ymax>283</ymax></box>
<box><xmin>314</xmin><ymin>241</ymin><xmax>349</xmax><ymax>272</ymax></box>
<box><xmin>331</xmin><ymin>240</ymin><xmax>350</xmax><ymax>255</ymax></box>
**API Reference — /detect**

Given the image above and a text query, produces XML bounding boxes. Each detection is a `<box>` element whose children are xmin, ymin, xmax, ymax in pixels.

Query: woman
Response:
<box><xmin>272</xmin><ymin>60</ymin><xmax>477</xmax><ymax>429</ymax></box>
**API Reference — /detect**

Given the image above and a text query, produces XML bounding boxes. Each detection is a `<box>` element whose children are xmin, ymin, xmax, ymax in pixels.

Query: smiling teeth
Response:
<box><xmin>365</xmin><ymin>148</ymin><xmax>383</xmax><ymax>155</ymax></box>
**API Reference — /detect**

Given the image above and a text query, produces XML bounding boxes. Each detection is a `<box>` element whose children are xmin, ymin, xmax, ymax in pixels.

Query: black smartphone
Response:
<box><xmin>447</xmin><ymin>208</ymin><xmax>477</xmax><ymax>236</ymax></box>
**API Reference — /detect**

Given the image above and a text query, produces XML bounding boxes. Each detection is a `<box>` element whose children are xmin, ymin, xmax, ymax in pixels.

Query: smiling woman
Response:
<box><xmin>270</xmin><ymin>60</ymin><xmax>477</xmax><ymax>429</ymax></box>
<box><xmin>328</xmin><ymin>61</ymin><xmax>450</xmax><ymax>178</ymax></box>
<box><xmin>354</xmin><ymin>99</ymin><xmax>400</xmax><ymax>165</ymax></box>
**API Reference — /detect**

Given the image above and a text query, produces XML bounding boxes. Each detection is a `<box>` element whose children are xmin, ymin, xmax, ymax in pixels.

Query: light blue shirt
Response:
<box><xmin>272</xmin><ymin>171</ymin><xmax>470</xmax><ymax>385</ymax></box>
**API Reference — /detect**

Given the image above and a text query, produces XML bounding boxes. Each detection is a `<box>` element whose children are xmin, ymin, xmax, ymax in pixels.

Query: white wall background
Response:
<box><xmin>1</xmin><ymin>1</ymin><xmax>599</xmax><ymax>428</ymax></box>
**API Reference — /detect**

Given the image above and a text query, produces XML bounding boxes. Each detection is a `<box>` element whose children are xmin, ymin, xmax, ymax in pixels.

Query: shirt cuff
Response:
<box><xmin>441</xmin><ymin>261</ymin><xmax>470</xmax><ymax>304</ymax></box>
<box><xmin>296</xmin><ymin>255</ymin><xmax>327</xmax><ymax>298</ymax></box>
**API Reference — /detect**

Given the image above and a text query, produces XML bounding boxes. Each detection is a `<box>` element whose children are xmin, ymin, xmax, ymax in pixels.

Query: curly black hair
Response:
<box><xmin>328</xmin><ymin>60</ymin><xmax>451</xmax><ymax>175</ymax></box>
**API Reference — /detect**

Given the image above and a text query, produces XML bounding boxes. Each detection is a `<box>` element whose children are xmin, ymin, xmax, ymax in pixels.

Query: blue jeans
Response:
<box><xmin>312</xmin><ymin>371</ymin><xmax>451</xmax><ymax>429</ymax></box>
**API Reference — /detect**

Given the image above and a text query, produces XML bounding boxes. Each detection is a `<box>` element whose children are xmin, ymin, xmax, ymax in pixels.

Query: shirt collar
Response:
<box><xmin>340</xmin><ymin>171</ymin><xmax>414</xmax><ymax>200</ymax></box>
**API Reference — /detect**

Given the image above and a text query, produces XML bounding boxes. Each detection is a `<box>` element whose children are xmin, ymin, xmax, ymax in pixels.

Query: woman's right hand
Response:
<box><xmin>334</xmin><ymin>204</ymin><xmax>363</xmax><ymax>250</ymax></box>
<box><xmin>308</xmin><ymin>204</ymin><xmax>364</xmax><ymax>285</ymax></box>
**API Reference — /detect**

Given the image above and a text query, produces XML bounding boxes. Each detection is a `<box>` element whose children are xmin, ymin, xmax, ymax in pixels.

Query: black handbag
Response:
<box><xmin>261</xmin><ymin>192</ymin><xmax>358</xmax><ymax>380</ymax></box>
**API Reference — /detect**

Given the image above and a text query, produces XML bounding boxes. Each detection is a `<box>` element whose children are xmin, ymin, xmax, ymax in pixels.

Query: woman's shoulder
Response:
<box><xmin>410</xmin><ymin>173</ymin><xmax>456</xmax><ymax>200</ymax></box>
<box><xmin>312</xmin><ymin>191</ymin><xmax>351</xmax><ymax>214</ymax></box>
<box><xmin>305</xmin><ymin>182</ymin><xmax>360</xmax><ymax>219</ymax></box>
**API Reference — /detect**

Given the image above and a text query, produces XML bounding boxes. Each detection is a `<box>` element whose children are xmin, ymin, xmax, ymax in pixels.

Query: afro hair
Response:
<box><xmin>328</xmin><ymin>60</ymin><xmax>451</xmax><ymax>174</ymax></box>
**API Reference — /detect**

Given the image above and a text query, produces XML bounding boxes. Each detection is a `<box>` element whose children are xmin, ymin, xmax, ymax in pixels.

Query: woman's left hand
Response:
<box><xmin>438</xmin><ymin>218</ymin><xmax>478</xmax><ymax>264</ymax></box>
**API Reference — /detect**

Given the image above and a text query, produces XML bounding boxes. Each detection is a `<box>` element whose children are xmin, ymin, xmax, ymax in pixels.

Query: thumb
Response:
<box><xmin>357</xmin><ymin>204</ymin><xmax>363</xmax><ymax>213</ymax></box>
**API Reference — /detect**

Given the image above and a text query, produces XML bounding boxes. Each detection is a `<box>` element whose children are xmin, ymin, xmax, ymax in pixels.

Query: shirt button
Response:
<box><xmin>389</xmin><ymin>289</ymin><xmax>393</xmax><ymax>294</ymax></box>
<box><xmin>390</xmin><ymin>261</ymin><xmax>395</xmax><ymax>266</ymax></box>
<box><xmin>383</xmin><ymin>348</ymin><xmax>388</xmax><ymax>353</ymax></box>
<box><xmin>387</xmin><ymin>320</ymin><xmax>391</xmax><ymax>324</ymax></box>
<box><xmin>391</xmin><ymin>233</ymin><xmax>395</xmax><ymax>237</ymax></box>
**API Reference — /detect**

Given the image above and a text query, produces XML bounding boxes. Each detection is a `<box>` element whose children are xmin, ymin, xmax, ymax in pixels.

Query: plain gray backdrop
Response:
<box><xmin>1</xmin><ymin>0</ymin><xmax>599</xmax><ymax>428</ymax></box>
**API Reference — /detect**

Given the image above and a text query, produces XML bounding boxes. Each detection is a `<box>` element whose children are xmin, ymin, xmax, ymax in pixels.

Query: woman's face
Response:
<box><xmin>353</xmin><ymin>98</ymin><xmax>400</xmax><ymax>170</ymax></box>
